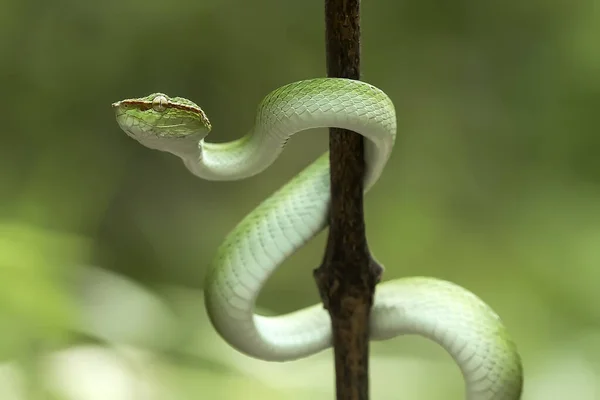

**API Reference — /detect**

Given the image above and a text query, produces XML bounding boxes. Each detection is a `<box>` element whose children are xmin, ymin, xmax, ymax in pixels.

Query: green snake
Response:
<box><xmin>113</xmin><ymin>78</ymin><xmax>523</xmax><ymax>399</ymax></box>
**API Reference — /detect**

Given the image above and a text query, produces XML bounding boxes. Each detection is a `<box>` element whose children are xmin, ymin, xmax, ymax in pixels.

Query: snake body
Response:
<box><xmin>113</xmin><ymin>78</ymin><xmax>523</xmax><ymax>399</ymax></box>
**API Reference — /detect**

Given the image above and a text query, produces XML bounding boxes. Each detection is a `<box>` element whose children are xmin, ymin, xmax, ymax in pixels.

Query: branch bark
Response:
<box><xmin>313</xmin><ymin>1</ymin><xmax>382</xmax><ymax>399</ymax></box>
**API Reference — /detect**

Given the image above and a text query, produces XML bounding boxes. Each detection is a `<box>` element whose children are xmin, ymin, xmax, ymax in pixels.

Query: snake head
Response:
<box><xmin>112</xmin><ymin>93</ymin><xmax>212</xmax><ymax>154</ymax></box>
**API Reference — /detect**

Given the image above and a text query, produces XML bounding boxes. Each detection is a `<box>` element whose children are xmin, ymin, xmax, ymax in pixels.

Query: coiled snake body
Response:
<box><xmin>113</xmin><ymin>78</ymin><xmax>523</xmax><ymax>399</ymax></box>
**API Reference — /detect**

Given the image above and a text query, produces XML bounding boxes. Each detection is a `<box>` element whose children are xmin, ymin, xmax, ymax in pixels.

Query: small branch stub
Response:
<box><xmin>313</xmin><ymin>0</ymin><xmax>382</xmax><ymax>399</ymax></box>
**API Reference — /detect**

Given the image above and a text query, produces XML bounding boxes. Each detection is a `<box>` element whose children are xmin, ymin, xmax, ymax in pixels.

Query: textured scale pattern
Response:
<box><xmin>113</xmin><ymin>78</ymin><xmax>523</xmax><ymax>399</ymax></box>
<box><xmin>372</xmin><ymin>279</ymin><xmax>522</xmax><ymax>399</ymax></box>
<box><xmin>256</xmin><ymin>78</ymin><xmax>396</xmax><ymax>188</ymax></box>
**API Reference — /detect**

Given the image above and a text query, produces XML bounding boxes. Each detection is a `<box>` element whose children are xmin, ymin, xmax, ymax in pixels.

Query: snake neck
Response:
<box><xmin>179</xmin><ymin>129</ymin><xmax>285</xmax><ymax>181</ymax></box>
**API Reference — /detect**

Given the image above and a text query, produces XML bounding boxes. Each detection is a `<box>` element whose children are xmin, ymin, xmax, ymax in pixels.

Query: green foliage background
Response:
<box><xmin>1</xmin><ymin>0</ymin><xmax>599</xmax><ymax>398</ymax></box>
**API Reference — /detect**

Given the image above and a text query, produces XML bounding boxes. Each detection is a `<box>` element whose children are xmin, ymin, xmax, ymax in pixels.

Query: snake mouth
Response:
<box><xmin>111</xmin><ymin>101</ymin><xmax>125</xmax><ymax>111</ymax></box>
<box><xmin>112</xmin><ymin>101</ymin><xmax>126</xmax><ymax>119</ymax></box>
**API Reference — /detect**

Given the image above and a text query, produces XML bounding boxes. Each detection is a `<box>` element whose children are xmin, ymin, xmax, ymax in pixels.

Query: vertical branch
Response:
<box><xmin>313</xmin><ymin>1</ymin><xmax>382</xmax><ymax>399</ymax></box>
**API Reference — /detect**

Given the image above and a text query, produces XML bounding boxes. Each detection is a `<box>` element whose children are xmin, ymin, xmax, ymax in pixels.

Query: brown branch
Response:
<box><xmin>313</xmin><ymin>1</ymin><xmax>382</xmax><ymax>399</ymax></box>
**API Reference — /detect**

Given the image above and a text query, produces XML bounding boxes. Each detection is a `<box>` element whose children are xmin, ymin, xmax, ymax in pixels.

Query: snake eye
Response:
<box><xmin>152</xmin><ymin>95</ymin><xmax>168</xmax><ymax>112</ymax></box>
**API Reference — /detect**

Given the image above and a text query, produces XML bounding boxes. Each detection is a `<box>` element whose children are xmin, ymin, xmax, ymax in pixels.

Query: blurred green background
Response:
<box><xmin>1</xmin><ymin>0</ymin><xmax>599</xmax><ymax>398</ymax></box>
